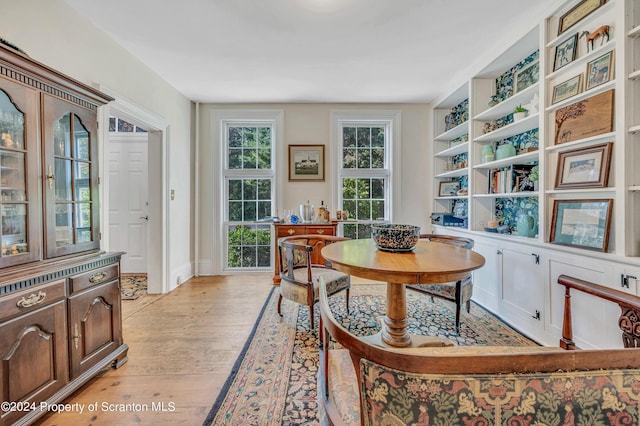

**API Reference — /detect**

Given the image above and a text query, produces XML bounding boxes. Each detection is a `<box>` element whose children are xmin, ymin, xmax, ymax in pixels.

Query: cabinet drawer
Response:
<box><xmin>305</xmin><ymin>226</ymin><xmax>335</xmax><ymax>236</ymax></box>
<box><xmin>69</xmin><ymin>264</ymin><xmax>119</xmax><ymax>294</ymax></box>
<box><xmin>277</xmin><ymin>227</ymin><xmax>306</xmax><ymax>237</ymax></box>
<box><xmin>0</xmin><ymin>279</ymin><xmax>66</xmax><ymax>321</ymax></box>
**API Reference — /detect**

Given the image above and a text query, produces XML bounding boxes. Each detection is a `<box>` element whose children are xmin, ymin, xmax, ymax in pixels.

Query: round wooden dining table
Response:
<box><xmin>321</xmin><ymin>238</ymin><xmax>486</xmax><ymax>348</ymax></box>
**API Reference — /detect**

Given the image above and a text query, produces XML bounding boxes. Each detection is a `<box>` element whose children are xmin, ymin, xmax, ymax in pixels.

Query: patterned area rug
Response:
<box><xmin>203</xmin><ymin>284</ymin><xmax>538</xmax><ymax>425</ymax></box>
<box><xmin>120</xmin><ymin>274</ymin><xmax>148</xmax><ymax>300</ymax></box>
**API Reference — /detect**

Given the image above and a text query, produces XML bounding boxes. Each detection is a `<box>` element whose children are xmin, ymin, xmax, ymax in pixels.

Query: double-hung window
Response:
<box><xmin>223</xmin><ymin>120</ymin><xmax>276</xmax><ymax>271</ymax></box>
<box><xmin>333</xmin><ymin>111</ymin><xmax>400</xmax><ymax>239</ymax></box>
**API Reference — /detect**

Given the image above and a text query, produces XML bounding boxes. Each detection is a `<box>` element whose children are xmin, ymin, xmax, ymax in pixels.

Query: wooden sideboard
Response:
<box><xmin>272</xmin><ymin>222</ymin><xmax>338</xmax><ymax>285</ymax></box>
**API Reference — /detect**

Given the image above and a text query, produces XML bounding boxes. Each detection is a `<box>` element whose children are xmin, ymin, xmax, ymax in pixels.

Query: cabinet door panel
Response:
<box><xmin>501</xmin><ymin>247</ymin><xmax>544</xmax><ymax>333</ymax></box>
<box><xmin>471</xmin><ymin>240</ymin><xmax>501</xmax><ymax>311</ymax></box>
<box><xmin>42</xmin><ymin>95</ymin><xmax>99</xmax><ymax>259</ymax></box>
<box><xmin>0</xmin><ymin>79</ymin><xmax>40</xmax><ymax>267</ymax></box>
<box><xmin>0</xmin><ymin>301</ymin><xmax>68</xmax><ymax>425</ymax></box>
<box><xmin>68</xmin><ymin>280</ymin><xmax>122</xmax><ymax>379</ymax></box>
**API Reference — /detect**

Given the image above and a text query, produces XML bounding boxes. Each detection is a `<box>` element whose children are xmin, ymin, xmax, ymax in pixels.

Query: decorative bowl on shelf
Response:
<box><xmin>371</xmin><ymin>224</ymin><xmax>421</xmax><ymax>252</ymax></box>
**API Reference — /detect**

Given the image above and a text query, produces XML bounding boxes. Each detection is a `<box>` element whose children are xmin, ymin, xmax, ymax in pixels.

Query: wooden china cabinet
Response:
<box><xmin>0</xmin><ymin>43</ymin><xmax>127</xmax><ymax>426</ymax></box>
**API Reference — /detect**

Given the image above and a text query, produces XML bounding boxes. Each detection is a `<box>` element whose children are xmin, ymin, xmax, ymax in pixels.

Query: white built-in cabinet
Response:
<box><xmin>430</xmin><ymin>0</ymin><xmax>640</xmax><ymax>348</ymax></box>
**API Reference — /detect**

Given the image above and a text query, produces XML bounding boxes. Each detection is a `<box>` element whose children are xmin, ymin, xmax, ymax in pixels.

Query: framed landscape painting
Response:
<box><xmin>288</xmin><ymin>145</ymin><xmax>325</xmax><ymax>181</ymax></box>
<box><xmin>550</xmin><ymin>199</ymin><xmax>613</xmax><ymax>252</ymax></box>
<box><xmin>552</xmin><ymin>74</ymin><xmax>582</xmax><ymax>104</ymax></box>
<box><xmin>555</xmin><ymin>142</ymin><xmax>612</xmax><ymax>189</ymax></box>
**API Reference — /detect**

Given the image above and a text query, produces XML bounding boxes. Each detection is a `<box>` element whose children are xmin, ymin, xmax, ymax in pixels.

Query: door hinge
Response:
<box><xmin>622</xmin><ymin>274</ymin><xmax>637</xmax><ymax>289</ymax></box>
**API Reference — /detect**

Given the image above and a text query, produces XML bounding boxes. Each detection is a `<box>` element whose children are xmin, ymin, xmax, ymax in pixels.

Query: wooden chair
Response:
<box><xmin>318</xmin><ymin>276</ymin><xmax>640</xmax><ymax>426</ymax></box>
<box><xmin>277</xmin><ymin>234</ymin><xmax>350</xmax><ymax>330</ymax></box>
<box><xmin>406</xmin><ymin>234</ymin><xmax>474</xmax><ymax>333</ymax></box>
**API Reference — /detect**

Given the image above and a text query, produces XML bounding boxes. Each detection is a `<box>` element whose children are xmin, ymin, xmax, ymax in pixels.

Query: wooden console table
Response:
<box><xmin>272</xmin><ymin>222</ymin><xmax>338</xmax><ymax>285</ymax></box>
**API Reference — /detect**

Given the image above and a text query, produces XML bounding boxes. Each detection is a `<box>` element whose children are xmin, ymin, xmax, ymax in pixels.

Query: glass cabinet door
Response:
<box><xmin>0</xmin><ymin>82</ymin><xmax>40</xmax><ymax>267</ymax></box>
<box><xmin>43</xmin><ymin>95</ymin><xmax>99</xmax><ymax>258</ymax></box>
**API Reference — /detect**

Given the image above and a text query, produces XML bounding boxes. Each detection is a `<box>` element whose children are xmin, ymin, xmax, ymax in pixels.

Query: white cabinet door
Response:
<box><xmin>471</xmin><ymin>239</ymin><xmax>501</xmax><ymax>312</ymax></box>
<box><xmin>500</xmin><ymin>246</ymin><xmax>545</xmax><ymax>337</ymax></box>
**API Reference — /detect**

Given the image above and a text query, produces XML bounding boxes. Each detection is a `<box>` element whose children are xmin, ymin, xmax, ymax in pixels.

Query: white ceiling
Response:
<box><xmin>64</xmin><ymin>0</ymin><xmax>558</xmax><ymax>104</ymax></box>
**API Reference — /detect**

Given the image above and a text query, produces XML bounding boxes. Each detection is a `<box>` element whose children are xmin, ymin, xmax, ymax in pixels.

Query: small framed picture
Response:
<box><xmin>558</xmin><ymin>0</ymin><xmax>607</xmax><ymax>35</ymax></box>
<box><xmin>586</xmin><ymin>50</ymin><xmax>614</xmax><ymax>90</ymax></box>
<box><xmin>438</xmin><ymin>181</ymin><xmax>460</xmax><ymax>197</ymax></box>
<box><xmin>555</xmin><ymin>142</ymin><xmax>612</xmax><ymax>189</ymax></box>
<box><xmin>550</xmin><ymin>199</ymin><xmax>613</xmax><ymax>252</ymax></box>
<box><xmin>288</xmin><ymin>144</ymin><xmax>325</xmax><ymax>181</ymax></box>
<box><xmin>514</xmin><ymin>61</ymin><xmax>539</xmax><ymax>93</ymax></box>
<box><xmin>554</xmin><ymin>34</ymin><xmax>578</xmax><ymax>72</ymax></box>
<box><xmin>552</xmin><ymin>74</ymin><xmax>583</xmax><ymax>104</ymax></box>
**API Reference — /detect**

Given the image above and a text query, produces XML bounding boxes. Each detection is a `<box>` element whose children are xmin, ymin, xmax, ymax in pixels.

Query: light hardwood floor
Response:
<box><xmin>36</xmin><ymin>274</ymin><xmax>274</xmax><ymax>425</ymax></box>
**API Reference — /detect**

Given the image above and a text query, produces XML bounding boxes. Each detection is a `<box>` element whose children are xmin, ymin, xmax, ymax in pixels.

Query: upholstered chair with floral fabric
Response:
<box><xmin>317</xmin><ymin>276</ymin><xmax>640</xmax><ymax>426</ymax></box>
<box><xmin>278</xmin><ymin>234</ymin><xmax>350</xmax><ymax>330</ymax></box>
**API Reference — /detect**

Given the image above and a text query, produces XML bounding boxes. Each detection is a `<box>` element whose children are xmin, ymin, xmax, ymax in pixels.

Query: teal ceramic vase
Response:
<box><xmin>517</xmin><ymin>214</ymin><xmax>536</xmax><ymax>238</ymax></box>
<box><xmin>496</xmin><ymin>143</ymin><xmax>516</xmax><ymax>160</ymax></box>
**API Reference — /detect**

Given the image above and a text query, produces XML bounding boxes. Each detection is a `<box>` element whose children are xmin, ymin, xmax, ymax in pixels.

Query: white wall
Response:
<box><xmin>197</xmin><ymin>103</ymin><xmax>431</xmax><ymax>275</ymax></box>
<box><xmin>1</xmin><ymin>0</ymin><xmax>193</xmax><ymax>289</ymax></box>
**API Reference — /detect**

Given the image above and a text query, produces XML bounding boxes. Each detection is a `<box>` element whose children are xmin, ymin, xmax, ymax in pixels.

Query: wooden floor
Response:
<box><xmin>36</xmin><ymin>274</ymin><xmax>274</xmax><ymax>425</ymax></box>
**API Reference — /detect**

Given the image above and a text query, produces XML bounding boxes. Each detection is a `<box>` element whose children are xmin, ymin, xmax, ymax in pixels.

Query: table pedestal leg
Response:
<box><xmin>381</xmin><ymin>283</ymin><xmax>411</xmax><ymax>347</ymax></box>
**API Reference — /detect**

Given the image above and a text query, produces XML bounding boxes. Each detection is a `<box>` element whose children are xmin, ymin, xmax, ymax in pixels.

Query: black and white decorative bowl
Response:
<box><xmin>371</xmin><ymin>224</ymin><xmax>421</xmax><ymax>252</ymax></box>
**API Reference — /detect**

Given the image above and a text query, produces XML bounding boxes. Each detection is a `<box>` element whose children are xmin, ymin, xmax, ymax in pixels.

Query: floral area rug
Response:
<box><xmin>120</xmin><ymin>274</ymin><xmax>148</xmax><ymax>300</ymax></box>
<box><xmin>203</xmin><ymin>284</ymin><xmax>538</xmax><ymax>425</ymax></box>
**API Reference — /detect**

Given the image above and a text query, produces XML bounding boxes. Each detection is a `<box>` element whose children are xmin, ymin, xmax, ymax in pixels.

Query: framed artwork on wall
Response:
<box><xmin>438</xmin><ymin>181</ymin><xmax>460</xmax><ymax>197</ymax></box>
<box><xmin>585</xmin><ymin>50</ymin><xmax>614</xmax><ymax>90</ymax></box>
<box><xmin>554</xmin><ymin>142</ymin><xmax>612</xmax><ymax>189</ymax></box>
<box><xmin>552</xmin><ymin>74</ymin><xmax>583</xmax><ymax>104</ymax></box>
<box><xmin>554</xmin><ymin>34</ymin><xmax>578</xmax><ymax>72</ymax></box>
<box><xmin>554</xmin><ymin>89</ymin><xmax>614</xmax><ymax>144</ymax></box>
<box><xmin>550</xmin><ymin>199</ymin><xmax>613</xmax><ymax>252</ymax></box>
<box><xmin>558</xmin><ymin>0</ymin><xmax>607</xmax><ymax>35</ymax></box>
<box><xmin>288</xmin><ymin>144</ymin><xmax>325</xmax><ymax>181</ymax></box>
<box><xmin>514</xmin><ymin>61</ymin><xmax>539</xmax><ymax>93</ymax></box>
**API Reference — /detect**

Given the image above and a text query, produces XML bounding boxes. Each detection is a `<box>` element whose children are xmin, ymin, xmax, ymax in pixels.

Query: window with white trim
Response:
<box><xmin>338</xmin><ymin>121</ymin><xmax>392</xmax><ymax>239</ymax></box>
<box><xmin>223</xmin><ymin>123</ymin><xmax>274</xmax><ymax>270</ymax></box>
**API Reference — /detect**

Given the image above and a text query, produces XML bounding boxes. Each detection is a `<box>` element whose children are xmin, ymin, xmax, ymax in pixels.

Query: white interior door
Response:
<box><xmin>108</xmin><ymin>133</ymin><xmax>149</xmax><ymax>273</ymax></box>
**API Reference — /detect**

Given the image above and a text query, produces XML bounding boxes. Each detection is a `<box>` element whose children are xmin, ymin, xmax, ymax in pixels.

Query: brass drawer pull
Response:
<box><xmin>73</xmin><ymin>323</ymin><xmax>81</xmax><ymax>350</ymax></box>
<box><xmin>89</xmin><ymin>271</ymin><xmax>108</xmax><ymax>283</ymax></box>
<box><xmin>16</xmin><ymin>291</ymin><xmax>47</xmax><ymax>308</ymax></box>
<box><xmin>287</xmin><ymin>229</ymin><xmax>295</xmax><ymax>235</ymax></box>
<box><xmin>317</xmin><ymin>229</ymin><xmax>325</xmax><ymax>234</ymax></box>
